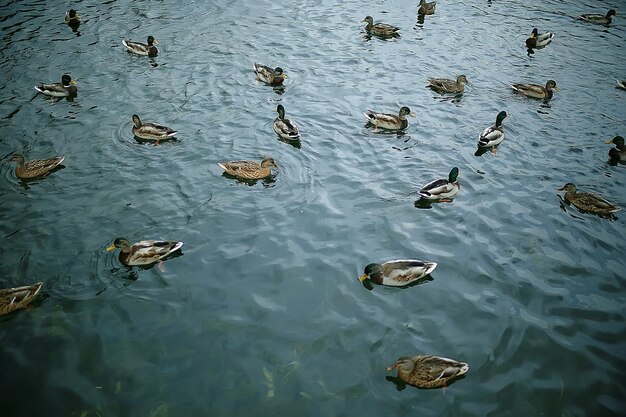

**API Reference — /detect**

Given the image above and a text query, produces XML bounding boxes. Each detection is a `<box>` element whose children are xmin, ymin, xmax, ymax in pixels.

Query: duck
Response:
<box><xmin>578</xmin><ymin>9</ymin><xmax>616</xmax><ymax>25</ymax></box>
<box><xmin>131</xmin><ymin>115</ymin><xmax>178</xmax><ymax>142</ymax></box>
<box><xmin>427</xmin><ymin>75</ymin><xmax>468</xmax><ymax>94</ymax></box>
<box><xmin>364</xmin><ymin>106</ymin><xmax>415</xmax><ymax>130</ymax></box>
<box><xmin>273</xmin><ymin>105</ymin><xmax>300</xmax><ymax>141</ymax></box>
<box><xmin>362</xmin><ymin>16</ymin><xmax>400</xmax><ymax>37</ymax></box>
<box><xmin>419</xmin><ymin>167</ymin><xmax>460</xmax><ymax>201</ymax></box>
<box><xmin>218</xmin><ymin>158</ymin><xmax>277</xmax><ymax>180</ymax></box>
<box><xmin>358</xmin><ymin>259</ymin><xmax>437</xmax><ymax>287</ymax></box>
<box><xmin>526</xmin><ymin>28</ymin><xmax>554</xmax><ymax>48</ymax></box>
<box><xmin>557</xmin><ymin>183</ymin><xmax>620</xmax><ymax>216</ymax></box>
<box><xmin>106</xmin><ymin>238</ymin><xmax>183</xmax><ymax>266</ymax></box>
<box><xmin>122</xmin><ymin>36</ymin><xmax>158</xmax><ymax>57</ymax></box>
<box><xmin>0</xmin><ymin>282</ymin><xmax>43</xmax><ymax>316</ymax></box>
<box><xmin>34</xmin><ymin>74</ymin><xmax>77</xmax><ymax>97</ymax></box>
<box><xmin>386</xmin><ymin>355</ymin><xmax>469</xmax><ymax>389</ymax></box>
<box><xmin>478</xmin><ymin>111</ymin><xmax>507</xmax><ymax>148</ymax></box>
<box><xmin>511</xmin><ymin>80</ymin><xmax>559</xmax><ymax>100</ymax></box>
<box><xmin>9</xmin><ymin>153</ymin><xmax>65</xmax><ymax>180</ymax></box>
<box><xmin>418</xmin><ymin>0</ymin><xmax>436</xmax><ymax>15</ymax></box>
<box><xmin>253</xmin><ymin>63</ymin><xmax>287</xmax><ymax>86</ymax></box>
<box><xmin>617</xmin><ymin>80</ymin><xmax>626</xmax><ymax>91</ymax></box>
<box><xmin>65</xmin><ymin>9</ymin><xmax>80</xmax><ymax>25</ymax></box>
<box><xmin>606</xmin><ymin>136</ymin><xmax>625</xmax><ymax>165</ymax></box>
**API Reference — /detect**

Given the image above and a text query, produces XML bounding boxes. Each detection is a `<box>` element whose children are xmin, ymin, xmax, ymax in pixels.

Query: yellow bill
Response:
<box><xmin>358</xmin><ymin>274</ymin><xmax>368</xmax><ymax>282</ymax></box>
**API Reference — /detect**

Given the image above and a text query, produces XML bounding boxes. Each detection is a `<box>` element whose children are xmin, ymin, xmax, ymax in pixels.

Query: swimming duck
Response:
<box><xmin>122</xmin><ymin>36</ymin><xmax>158</xmax><ymax>57</ymax></box>
<box><xmin>9</xmin><ymin>153</ymin><xmax>65</xmax><ymax>180</ymax></box>
<box><xmin>0</xmin><ymin>282</ymin><xmax>43</xmax><ymax>316</ymax></box>
<box><xmin>34</xmin><ymin>74</ymin><xmax>77</xmax><ymax>97</ymax></box>
<box><xmin>606</xmin><ymin>136</ymin><xmax>625</xmax><ymax>165</ymax></box>
<box><xmin>511</xmin><ymin>80</ymin><xmax>559</xmax><ymax>100</ymax></box>
<box><xmin>273</xmin><ymin>105</ymin><xmax>300</xmax><ymax>141</ymax></box>
<box><xmin>106</xmin><ymin>238</ymin><xmax>183</xmax><ymax>266</ymax></box>
<box><xmin>478</xmin><ymin>111</ymin><xmax>507</xmax><ymax>148</ymax></box>
<box><xmin>419</xmin><ymin>167</ymin><xmax>460</xmax><ymax>201</ymax></box>
<box><xmin>218</xmin><ymin>158</ymin><xmax>277</xmax><ymax>180</ymax></box>
<box><xmin>386</xmin><ymin>355</ymin><xmax>469</xmax><ymax>389</ymax></box>
<box><xmin>131</xmin><ymin>115</ymin><xmax>178</xmax><ymax>142</ymax></box>
<box><xmin>418</xmin><ymin>0</ymin><xmax>436</xmax><ymax>15</ymax></box>
<box><xmin>578</xmin><ymin>9</ymin><xmax>616</xmax><ymax>25</ymax></box>
<box><xmin>358</xmin><ymin>259</ymin><xmax>437</xmax><ymax>287</ymax></box>
<box><xmin>364</xmin><ymin>106</ymin><xmax>415</xmax><ymax>130</ymax></box>
<box><xmin>362</xmin><ymin>16</ymin><xmax>400</xmax><ymax>37</ymax></box>
<box><xmin>557</xmin><ymin>183</ymin><xmax>620</xmax><ymax>216</ymax></box>
<box><xmin>526</xmin><ymin>28</ymin><xmax>554</xmax><ymax>48</ymax></box>
<box><xmin>427</xmin><ymin>75</ymin><xmax>468</xmax><ymax>94</ymax></box>
<box><xmin>65</xmin><ymin>9</ymin><xmax>80</xmax><ymax>24</ymax></box>
<box><xmin>617</xmin><ymin>80</ymin><xmax>626</xmax><ymax>90</ymax></box>
<box><xmin>253</xmin><ymin>63</ymin><xmax>287</xmax><ymax>86</ymax></box>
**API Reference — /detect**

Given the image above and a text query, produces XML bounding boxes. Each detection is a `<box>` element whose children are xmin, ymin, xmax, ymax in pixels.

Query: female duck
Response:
<box><xmin>34</xmin><ymin>74</ymin><xmax>77</xmax><ymax>97</ymax></box>
<box><xmin>606</xmin><ymin>136</ymin><xmax>625</xmax><ymax>165</ymax></box>
<box><xmin>557</xmin><ymin>183</ymin><xmax>620</xmax><ymax>216</ymax></box>
<box><xmin>526</xmin><ymin>28</ymin><xmax>554</xmax><ymax>48</ymax></box>
<box><xmin>419</xmin><ymin>167</ymin><xmax>460</xmax><ymax>201</ymax></box>
<box><xmin>617</xmin><ymin>80</ymin><xmax>626</xmax><ymax>91</ymax></box>
<box><xmin>358</xmin><ymin>259</ymin><xmax>437</xmax><ymax>287</ymax></box>
<box><xmin>362</xmin><ymin>16</ymin><xmax>400</xmax><ymax>37</ymax></box>
<box><xmin>106</xmin><ymin>238</ymin><xmax>183</xmax><ymax>266</ymax></box>
<box><xmin>578</xmin><ymin>9</ymin><xmax>616</xmax><ymax>25</ymax></box>
<box><xmin>273</xmin><ymin>105</ymin><xmax>300</xmax><ymax>141</ymax></box>
<box><xmin>478</xmin><ymin>111</ymin><xmax>508</xmax><ymax>148</ymax></box>
<box><xmin>427</xmin><ymin>75</ymin><xmax>468</xmax><ymax>94</ymax></box>
<box><xmin>364</xmin><ymin>106</ymin><xmax>415</xmax><ymax>130</ymax></box>
<box><xmin>132</xmin><ymin>115</ymin><xmax>178</xmax><ymax>142</ymax></box>
<box><xmin>10</xmin><ymin>153</ymin><xmax>65</xmax><ymax>179</ymax></box>
<box><xmin>511</xmin><ymin>80</ymin><xmax>559</xmax><ymax>100</ymax></box>
<box><xmin>386</xmin><ymin>355</ymin><xmax>469</xmax><ymax>389</ymax></box>
<box><xmin>418</xmin><ymin>0</ymin><xmax>436</xmax><ymax>15</ymax></box>
<box><xmin>218</xmin><ymin>158</ymin><xmax>277</xmax><ymax>180</ymax></box>
<box><xmin>122</xmin><ymin>36</ymin><xmax>158</xmax><ymax>57</ymax></box>
<box><xmin>253</xmin><ymin>63</ymin><xmax>287</xmax><ymax>86</ymax></box>
<box><xmin>0</xmin><ymin>282</ymin><xmax>43</xmax><ymax>316</ymax></box>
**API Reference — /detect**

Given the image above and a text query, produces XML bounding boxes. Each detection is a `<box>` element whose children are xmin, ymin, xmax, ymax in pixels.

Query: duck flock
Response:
<box><xmin>2</xmin><ymin>2</ymin><xmax>625</xmax><ymax>391</ymax></box>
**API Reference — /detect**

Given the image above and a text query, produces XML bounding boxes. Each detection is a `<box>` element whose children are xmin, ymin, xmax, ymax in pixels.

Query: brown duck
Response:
<box><xmin>218</xmin><ymin>158</ymin><xmax>277</xmax><ymax>180</ymax></box>
<box><xmin>9</xmin><ymin>153</ymin><xmax>65</xmax><ymax>179</ymax></box>
<box><xmin>0</xmin><ymin>282</ymin><xmax>43</xmax><ymax>316</ymax></box>
<box><xmin>387</xmin><ymin>355</ymin><xmax>469</xmax><ymax>389</ymax></box>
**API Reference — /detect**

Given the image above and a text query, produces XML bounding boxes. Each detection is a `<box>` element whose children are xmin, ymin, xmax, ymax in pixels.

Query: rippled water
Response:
<box><xmin>1</xmin><ymin>0</ymin><xmax>625</xmax><ymax>415</ymax></box>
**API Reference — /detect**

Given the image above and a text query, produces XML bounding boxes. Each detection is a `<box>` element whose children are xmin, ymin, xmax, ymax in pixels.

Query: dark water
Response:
<box><xmin>1</xmin><ymin>0</ymin><xmax>625</xmax><ymax>415</ymax></box>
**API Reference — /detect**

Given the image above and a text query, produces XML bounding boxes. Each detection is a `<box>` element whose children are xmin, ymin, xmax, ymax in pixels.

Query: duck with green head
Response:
<box><xmin>578</xmin><ymin>9</ymin><xmax>616</xmax><ymax>25</ymax></box>
<box><xmin>106</xmin><ymin>238</ymin><xmax>183</xmax><ymax>266</ymax></box>
<box><xmin>526</xmin><ymin>28</ymin><xmax>554</xmax><ymax>49</ymax></box>
<box><xmin>273</xmin><ymin>105</ymin><xmax>300</xmax><ymax>141</ymax></box>
<box><xmin>253</xmin><ymin>63</ymin><xmax>287</xmax><ymax>86</ymax></box>
<box><xmin>606</xmin><ymin>136</ymin><xmax>625</xmax><ymax>165</ymax></box>
<box><xmin>419</xmin><ymin>167</ymin><xmax>460</xmax><ymax>201</ymax></box>
<box><xmin>358</xmin><ymin>259</ymin><xmax>437</xmax><ymax>287</ymax></box>
<box><xmin>364</xmin><ymin>106</ymin><xmax>415</xmax><ymax>130</ymax></box>
<box><xmin>478</xmin><ymin>111</ymin><xmax>507</xmax><ymax>148</ymax></box>
<box><xmin>123</xmin><ymin>36</ymin><xmax>159</xmax><ymax>57</ymax></box>
<box><xmin>557</xmin><ymin>183</ymin><xmax>620</xmax><ymax>216</ymax></box>
<box><xmin>34</xmin><ymin>74</ymin><xmax>77</xmax><ymax>97</ymax></box>
<box><xmin>386</xmin><ymin>355</ymin><xmax>469</xmax><ymax>389</ymax></box>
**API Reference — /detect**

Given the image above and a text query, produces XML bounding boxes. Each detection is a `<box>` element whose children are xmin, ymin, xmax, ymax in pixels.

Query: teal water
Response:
<box><xmin>1</xmin><ymin>0</ymin><xmax>625</xmax><ymax>415</ymax></box>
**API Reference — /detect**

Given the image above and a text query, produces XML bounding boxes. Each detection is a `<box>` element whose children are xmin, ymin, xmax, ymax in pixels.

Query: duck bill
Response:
<box><xmin>409</xmin><ymin>112</ymin><xmax>416</xmax><ymax>117</ymax></box>
<box><xmin>605</xmin><ymin>139</ymin><xmax>614</xmax><ymax>144</ymax></box>
<box><xmin>385</xmin><ymin>365</ymin><xmax>396</xmax><ymax>371</ymax></box>
<box><xmin>70</xmin><ymin>80</ymin><xmax>78</xmax><ymax>85</ymax></box>
<box><xmin>105</xmin><ymin>244</ymin><xmax>116</xmax><ymax>252</ymax></box>
<box><xmin>556</xmin><ymin>186</ymin><xmax>566</xmax><ymax>191</ymax></box>
<box><xmin>358</xmin><ymin>274</ymin><xmax>368</xmax><ymax>282</ymax></box>
<box><xmin>553</xmin><ymin>87</ymin><xmax>560</xmax><ymax>92</ymax></box>
<box><xmin>153</xmin><ymin>40</ymin><xmax>160</xmax><ymax>45</ymax></box>
<box><xmin>282</xmin><ymin>74</ymin><xmax>288</xmax><ymax>79</ymax></box>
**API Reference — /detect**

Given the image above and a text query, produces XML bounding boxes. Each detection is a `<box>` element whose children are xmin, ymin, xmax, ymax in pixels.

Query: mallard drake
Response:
<box><xmin>122</xmin><ymin>36</ymin><xmax>158</xmax><ymax>57</ymax></box>
<box><xmin>617</xmin><ymin>80</ymin><xmax>626</xmax><ymax>90</ymax></box>
<box><xmin>606</xmin><ymin>136</ymin><xmax>625</xmax><ymax>165</ymax></box>
<box><xmin>578</xmin><ymin>9</ymin><xmax>616</xmax><ymax>25</ymax></box>
<box><xmin>0</xmin><ymin>282</ymin><xmax>43</xmax><ymax>316</ymax></box>
<box><xmin>218</xmin><ymin>158</ymin><xmax>277</xmax><ymax>180</ymax></box>
<box><xmin>526</xmin><ymin>28</ymin><xmax>554</xmax><ymax>48</ymax></box>
<box><xmin>427</xmin><ymin>75</ymin><xmax>468</xmax><ymax>94</ymax></box>
<box><xmin>418</xmin><ymin>0</ymin><xmax>436</xmax><ymax>15</ymax></box>
<box><xmin>478</xmin><ymin>111</ymin><xmax>507</xmax><ymax>148</ymax></box>
<box><xmin>65</xmin><ymin>9</ymin><xmax>80</xmax><ymax>24</ymax></box>
<box><xmin>131</xmin><ymin>115</ymin><xmax>177</xmax><ymax>142</ymax></box>
<box><xmin>419</xmin><ymin>167</ymin><xmax>460</xmax><ymax>201</ymax></box>
<box><xmin>511</xmin><ymin>80</ymin><xmax>559</xmax><ymax>100</ymax></box>
<box><xmin>253</xmin><ymin>63</ymin><xmax>287</xmax><ymax>86</ymax></box>
<box><xmin>362</xmin><ymin>16</ymin><xmax>400</xmax><ymax>37</ymax></box>
<box><xmin>34</xmin><ymin>74</ymin><xmax>77</xmax><ymax>97</ymax></box>
<box><xmin>9</xmin><ymin>153</ymin><xmax>64</xmax><ymax>179</ymax></box>
<box><xmin>358</xmin><ymin>259</ymin><xmax>437</xmax><ymax>287</ymax></box>
<box><xmin>106</xmin><ymin>238</ymin><xmax>183</xmax><ymax>266</ymax></box>
<box><xmin>557</xmin><ymin>183</ymin><xmax>620</xmax><ymax>216</ymax></box>
<box><xmin>364</xmin><ymin>106</ymin><xmax>415</xmax><ymax>130</ymax></box>
<box><xmin>273</xmin><ymin>105</ymin><xmax>300</xmax><ymax>141</ymax></box>
<box><xmin>387</xmin><ymin>355</ymin><xmax>469</xmax><ymax>389</ymax></box>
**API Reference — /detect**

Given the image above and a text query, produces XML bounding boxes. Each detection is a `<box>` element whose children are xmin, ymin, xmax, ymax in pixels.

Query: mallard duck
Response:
<box><xmin>122</xmin><ymin>36</ymin><xmax>158</xmax><ymax>57</ymax></box>
<box><xmin>362</xmin><ymin>16</ymin><xmax>400</xmax><ymax>37</ymax></box>
<box><xmin>578</xmin><ymin>9</ymin><xmax>616</xmax><ymax>25</ymax></box>
<box><xmin>606</xmin><ymin>136</ymin><xmax>625</xmax><ymax>165</ymax></box>
<box><xmin>218</xmin><ymin>158</ymin><xmax>277</xmax><ymax>180</ymax></box>
<box><xmin>511</xmin><ymin>80</ymin><xmax>559</xmax><ymax>100</ymax></box>
<box><xmin>526</xmin><ymin>28</ymin><xmax>554</xmax><ymax>48</ymax></box>
<box><xmin>617</xmin><ymin>80</ymin><xmax>626</xmax><ymax>90</ymax></box>
<box><xmin>364</xmin><ymin>106</ymin><xmax>415</xmax><ymax>130</ymax></box>
<box><xmin>9</xmin><ymin>153</ymin><xmax>65</xmax><ymax>179</ymax></box>
<box><xmin>34</xmin><ymin>74</ymin><xmax>77</xmax><ymax>97</ymax></box>
<box><xmin>273</xmin><ymin>105</ymin><xmax>300</xmax><ymax>141</ymax></box>
<box><xmin>386</xmin><ymin>355</ymin><xmax>469</xmax><ymax>389</ymax></box>
<box><xmin>0</xmin><ymin>282</ymin><xmax>43</xmax><ymax>316</ymax></box>
<box><xmin>131</xmin><ymin>115</ymin><xmax>177</xmax><ymax>142</ymax></box>
<box><xmin>557</xmin><ymin>183</ymin><xmax>620</xmax><ymax>216</ymax></box>
<box><xmin>106</xmin><ymin>237</ymin><xmax>183</xmax><ymax>266</ymax></box>
<box><xmin>427</xmin><ymin>75</ymin><xmax>468</xmax><ymax>94</ymax></box>
<box><xmin>253</xmin><ymin>63</ymin><xmax>287</xmax><ymax>86</ymax></box>
<box><xmin>418</xmin><ymin>0</ymin><xmax>436</xmax><ymax>15</ymax></box>
<box><xmin>65</xmin><ymin>9</ymin><xmax>80</xmax><ymax>24</ymax></box>
<box><xmin>477</xmin><ymin>111</ymin><xmax>507</xmax><ymax>148</ymax></box>
<box><xmin>358</xmin><ymin>259</ymin><xmax>437</xmax><ymax>287</ymax></box>
<box><xmin>419</xmin><ymin>167</ymin><xmax>460</xmax><ymax>201</ymax></box>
